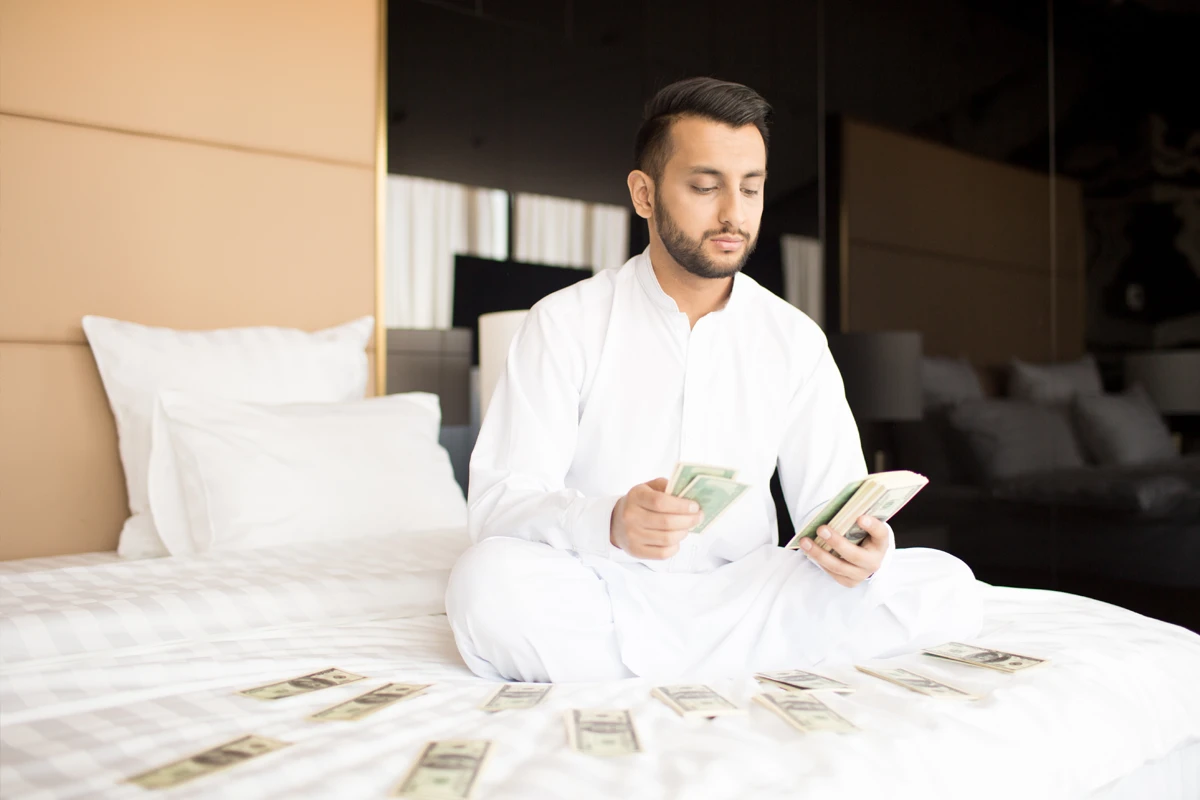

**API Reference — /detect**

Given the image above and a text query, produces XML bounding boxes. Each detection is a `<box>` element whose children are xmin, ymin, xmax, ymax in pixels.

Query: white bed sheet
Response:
<box><xmin>2</xmin><ymin>534</ymin><xmax>1199</xmax><ymax>800</ymax></box>
<box><xmin>0</xmin><ymin>551</ymin><xmax>123</xmax><ymax>576</ymax></box>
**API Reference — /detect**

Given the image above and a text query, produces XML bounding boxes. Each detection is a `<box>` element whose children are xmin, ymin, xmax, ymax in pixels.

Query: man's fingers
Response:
<box><xmin>800</xmin><ymin>538</ymin><xmax>868</xmax><ymax>581</ymax></box>
<box><xmin>632</xmin><ymin>481</ymin><xmax>700</xmax><ymax>515</ymax></box>
<box><xmin>815</xmin><ymin>526</ymin><xmax>872</xmax><ymax>569</ymax></box>
<box><xmin>630</xmin><ymin>509</ymin><xmax>703</xmax><ymax>532</ymax></box>
<box><xmin>855</xmin><ymin>516</ymin><xmax>891</xmax><ymax>550</ymax></box>
<box><xmin>632</xmin><ymin>542</ymin><xmax>679</xmax><ymax>560</ymax></box>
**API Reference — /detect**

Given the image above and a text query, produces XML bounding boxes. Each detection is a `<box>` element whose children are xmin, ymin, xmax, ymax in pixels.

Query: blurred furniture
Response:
<box><xmin>1126</xmin><ymin>349</ymin><xmax>1200</xmax><ymax>454</ymax></box>
<box><xmin>478</xmin><ymin>310</ymin><xmax>529</xmax><ymax>420</ymax></box>
<box><xmin>827</xmin><ymin>331</ymin><xmax>923</xmax><ymax>471</ymax></box>
<box><xmin>893</xmin><ymin>354</ymin><xmax>1200</xmax><ymax>631</ymax></box>
<box><xmin>386</xmin><ymin>328</ymin><xmax>473</xmax><ymax>490</ymax></box>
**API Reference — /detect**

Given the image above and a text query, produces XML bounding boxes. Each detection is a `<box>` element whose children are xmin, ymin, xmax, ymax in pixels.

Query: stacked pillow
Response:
<box><xmin>85</xmin><ymin>316</ymin><xmax>467</xmax><ymax>558</ymax></box>
<box><xmin>915</xmin><ymin>353</ymin><xmax>1177</xmax><ymax>485</ymax></box>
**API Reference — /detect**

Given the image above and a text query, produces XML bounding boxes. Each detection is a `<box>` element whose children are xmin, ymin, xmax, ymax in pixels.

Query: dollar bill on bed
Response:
<box><xmin>651</xmin><ymin>685</ymin><xmax>745</xmax><ymax>719</ymax></box>
<box><xmin>238</xmin><ymin>667</ymin><xmax>366</xmax><ymax>700</ymax></box>
<box><xmin>922</xmin><ymin>642</ymin><xmax>1049</xmax><ymax>673</ymax></box>
<box><xmin>393</xmin><ymin>740</ymin><xmax>492</xmax><ymax>800</ymax></box>
<box><xmin>754</xmin><ymin>669</ymin><xmax>855</xmax><ymax>694</ymax></box>
<box><xmin>677</xmin><ymin>475</ymin><xmax>750</xmax><ymax>534</ymax></box>
<box><xmin>310</xmin><ymin>683</ymin><xmax>431</xmax><ymax>721</ymax></box>
<box><xmin>855</xmin><ymin>666</ymin><xmax>980</xmax><ymax>700</ymax></box>
<box><xmin>126</xmin><ymin>734</ymin><xmax>290</xmax><ymax>790</ymax></box>
<box><xmin>666</xmin><ymin>462</ymin><xmax>738</xmax><ymax>496</ymax></box>
<box><xmin>753</xmin><ymin>692</ymin><xmax>858</xmax><ymax>734</ymax></box>
<box><xmin>479</xmin><ymin>683</ymin><xmax>552</xmax><ymax>713</ymax></box>
<box><xmin>564</xmin><ymin>709</ymin><xmax>643</xmax><ymax>756</ymax></box>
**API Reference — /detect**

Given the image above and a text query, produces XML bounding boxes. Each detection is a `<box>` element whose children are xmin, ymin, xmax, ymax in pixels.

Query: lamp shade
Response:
<box><xmin>478</xmin><ymin>310</ymin><xmax>529</xmax><ymax>420</ymax></box>
<box><xmin>827</xmin><ymin>332</ymin><xmax>923</xmax><ymax>422</ymax></box>
<box><xmin>1125</xmin><ymin>349</ymin><xmax>1200</xmax><ymax>415</ymax></box>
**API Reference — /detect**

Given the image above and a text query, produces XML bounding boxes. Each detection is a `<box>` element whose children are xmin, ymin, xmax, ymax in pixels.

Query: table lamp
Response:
<box><xmin>827</xmin><ymin>331</ymin><xmax>923</xmax><ymax>472</ymax></box>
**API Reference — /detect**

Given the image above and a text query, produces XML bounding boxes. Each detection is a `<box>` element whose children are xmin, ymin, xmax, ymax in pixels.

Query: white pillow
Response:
<box><xmin>146</xmin><ymin>391</ymin><xmax>467</xmax><ymax>555</ymax></box>
<box><xmin>82</xmin><ymin>315</ymin><xmax>374</xmax><ymax>558</ymax></box>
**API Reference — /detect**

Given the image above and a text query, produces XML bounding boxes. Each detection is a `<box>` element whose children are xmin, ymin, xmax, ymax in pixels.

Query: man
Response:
<box><xmin>446</xmin><ymin>77</ymin><xmax>982</xmax><ymax>683</ymax></box>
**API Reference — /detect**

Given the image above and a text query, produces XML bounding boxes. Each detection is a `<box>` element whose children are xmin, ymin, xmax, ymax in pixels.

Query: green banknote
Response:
<box><xmin>677</xmin><ymin>475</ymin><xmax>750</xmax><ymax>533</ymax></box>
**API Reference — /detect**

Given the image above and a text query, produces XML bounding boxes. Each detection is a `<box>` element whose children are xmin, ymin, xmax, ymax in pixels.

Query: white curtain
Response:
<box><xmin>514</xmin><ymin>193</ymin><xmax>630</xmax><ymax>273</ymax></box>
<box><xmin>780</xmin><ymin>234</ymin><xmax>824</xmax><ymax>329</ymax></box>
<box><xmin>385</xmin><ymin>175</ymin><xmax>508</xmax><ymax>328</ymax></box>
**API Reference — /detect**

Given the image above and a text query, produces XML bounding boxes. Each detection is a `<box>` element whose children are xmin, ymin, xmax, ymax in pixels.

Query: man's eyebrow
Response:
<box><xmin>688</xmin><ymin>166</ymin><xmax>768</xmax><ymax>179</ymax></box>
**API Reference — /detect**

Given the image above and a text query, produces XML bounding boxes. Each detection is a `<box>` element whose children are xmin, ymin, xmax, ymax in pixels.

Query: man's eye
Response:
<box><xmin>692</xmin><ymin>186</ymin><xmax>718</xmax><ymax>194</ymax></box>
<box><xmin>742</xmin><ymin>189</ymin><xmax>760</xmax><ymax>197</ymax></box>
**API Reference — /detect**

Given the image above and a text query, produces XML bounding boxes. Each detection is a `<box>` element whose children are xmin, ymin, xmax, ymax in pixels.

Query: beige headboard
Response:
<box><xmin>830</xmin><ymin>118</ymin><xmax>1085</xmax><ymax>394</ymax></box>
<box><xmin>0</xmin><ymin>0</ymin><xmax>386</xmax><ymax>560</ymax></box>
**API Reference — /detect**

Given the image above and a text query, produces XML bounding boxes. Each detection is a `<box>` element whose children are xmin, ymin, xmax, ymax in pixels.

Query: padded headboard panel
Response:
<box><xmin>0</xmin><ymin>0</ymin><xmax>384</xmax><ymax>560</ymax></box>
<box><xmin>830</xmin><ymin>118</ymin><xmax>1086</xmax><ymax>382</ymax></box>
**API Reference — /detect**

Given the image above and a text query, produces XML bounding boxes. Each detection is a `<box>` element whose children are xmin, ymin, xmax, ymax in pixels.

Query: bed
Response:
<box><xmin>3</xmin><ymin>528</ymin><xmax>1198</xmax><ymax>800</ymax></box>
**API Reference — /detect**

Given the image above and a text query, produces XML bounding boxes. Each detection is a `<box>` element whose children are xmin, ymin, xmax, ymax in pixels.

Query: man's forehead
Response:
<box><xmin>666</xmin><ymin>116</ymin><xmax>767</xmax><ymax>175</ymax></box>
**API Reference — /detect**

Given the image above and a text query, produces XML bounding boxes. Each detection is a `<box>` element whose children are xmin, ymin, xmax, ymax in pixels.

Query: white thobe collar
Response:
<box><xmin>635</xmin><ymin>248</ymin><xmax>747</xmax><ymax>320</ymax></box>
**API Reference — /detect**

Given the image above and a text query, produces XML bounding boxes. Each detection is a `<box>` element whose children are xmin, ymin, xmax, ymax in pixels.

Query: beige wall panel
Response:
<box><xmin>0</xmin><ymin>343</ymin><xmax>127</xmax><ymax>560</ymax></box>
<box><xmin>845</xmin><ymin>243</ymin><xmax>1081</xmax><ymax>366</ymax></box>
<box><xmin>0</xmin><ymin>0</ymin><xmax>377</xmax><ymax>166</ymax></box>
<box><xmin>844</xmin><ymin>121</ymin><xmax>975</xmax><ymax>259</ymax></box>
<box><xmin>844</xmin><ymin>120</ymin><xmax>1077</xmax><ymax>273</ymax></box>
<box><xmin>0</xmin><ymin>115</ymin><xmax>375</xmax><ymax>343</ymax></box>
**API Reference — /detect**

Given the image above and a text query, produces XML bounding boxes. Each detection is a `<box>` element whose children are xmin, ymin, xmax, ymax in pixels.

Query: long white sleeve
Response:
<box><xmin>776</xmin><ymin>345</ymin><xmax>897</xmax><ymax>585</ymax></box>
<box><xmin>467</xmin><ymin>306</ymin><xmax>621</xmax><ymax>557</ymax></box>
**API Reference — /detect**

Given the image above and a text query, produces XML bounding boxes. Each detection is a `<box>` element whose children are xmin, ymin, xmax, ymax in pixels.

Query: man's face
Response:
<box><xmin>652</xmin><ymin>116</ymin><xmax>766</xmax><ymax>279</ymax></box>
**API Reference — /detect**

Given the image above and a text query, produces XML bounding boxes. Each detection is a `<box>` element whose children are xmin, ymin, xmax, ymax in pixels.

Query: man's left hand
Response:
<box><xmin>797</xmin><ymin>515</ymin><xmax>891</xmax><ymax>588</ymax></box>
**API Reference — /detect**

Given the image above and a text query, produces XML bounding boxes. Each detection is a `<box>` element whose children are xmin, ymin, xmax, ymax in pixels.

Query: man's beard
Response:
<box><xmin>654</xmin><ymin>191</ymin><xmax>758</xmax><ymax>279</ymax></box>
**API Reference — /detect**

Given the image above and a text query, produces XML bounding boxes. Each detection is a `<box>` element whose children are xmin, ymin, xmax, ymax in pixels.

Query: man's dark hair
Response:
<box><xmin>634</xmin><ymin>77</ymin><xmax>772</xmax><ymax>181</ymax></box>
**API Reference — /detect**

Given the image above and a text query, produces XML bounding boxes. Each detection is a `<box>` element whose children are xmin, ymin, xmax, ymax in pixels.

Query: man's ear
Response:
<box><xmin>627</xmin><ymin>170</ymin><xmax>654</xmax><ymax>220</ymax></box>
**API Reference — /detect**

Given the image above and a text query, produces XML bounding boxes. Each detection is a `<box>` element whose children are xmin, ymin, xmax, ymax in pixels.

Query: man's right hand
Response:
<box><xmin>610</xmin><ymin>477</ymin><xmax>704</xmax><ymax>559</ymax></box>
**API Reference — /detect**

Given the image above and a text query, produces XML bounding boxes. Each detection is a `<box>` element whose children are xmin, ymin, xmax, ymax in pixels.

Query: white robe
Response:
<box><xmin>446</xmin><ymin>249</ymin><xmax>982</xmax><ymax>682</ymax></box>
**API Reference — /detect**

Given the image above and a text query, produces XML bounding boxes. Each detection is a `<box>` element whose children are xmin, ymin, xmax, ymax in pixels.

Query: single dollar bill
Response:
<box><xmin>754</xmin><ymin>669</ymin><xmax>855</xmax><ymax>694</ymax></box>
<box><xmin>393</xmin><ymin>740</ymin><xmax>491</xmax><ymax>800</ymax></box>
<box><xmin>855</xmin><ymin>666</ymin><xmax>980</xmax><ymax>699</ymax></box>
<box><xmin>238</xmin><ymin>667</ymin><xmax>366</xmax><ymax>701</ymax></box>
<box><xmin>753</xmin><ymin>692</ymin><xmax>858</xmax><ymax>733</ymax></box>
<box><xmin>310</xmin><ymin>683</ymin><xmax>431</xmax><ymax>721</ymax></box>
<box><xmin>125</xmin><ymin>734</ymin><xmax>290</xmax><ymax>790</ymax></box>
<box><xmin>677</xmin><ymin>475</ymin><xmax>750</xmax><ymax>533</ymax></box>
<box><xmin>563</xmin><ymin>709</ymin><xmax>642</xmax><ymax>756</ymax></box>
<box><xmin>922</xmin><ymin>642</ymin><xmax>1049</xmax><ymax>673</ymax></box>
<box><xmin>651</xmin><ymin>685</ymin><xmax>744</xmax><ymax>719</ymax></box>
<box><xmin>667</xmin><ymin>462</ymin><xmax>738</xmax><ymax>496</ymax></box>
<box><xmin>479</xmin><ymin>683</ymin><xmax>552</xmax><ymax>712</ymax></box>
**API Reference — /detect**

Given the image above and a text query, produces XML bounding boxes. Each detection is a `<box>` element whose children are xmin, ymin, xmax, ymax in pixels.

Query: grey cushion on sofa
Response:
<box><xmin>921</xmin><ymin>356</ymin><xmax>985</xmax><ymax>410</ymax></box>
<box><xmin>945</xmin><ymin>399</ymin><xmax>1087</xmax><ymax>481</ymax></box>
<box><xmin>1009</xmin><ymin>355</ymin><xmax>1103</xmax><ymax>404</ymax></box>
<box><xmin>1072</xmin><ymin>384</ymin><xmax>1178</xmax><ymax>466</ymax></box>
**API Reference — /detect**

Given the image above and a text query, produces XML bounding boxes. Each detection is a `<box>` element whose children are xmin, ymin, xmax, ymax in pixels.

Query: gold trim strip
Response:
<box><xmin>373</xmin><ymin>0</ymin><xmax>389</xmax><ymax>396</ymax></box>
<box><xmin>0</xmin><ymin>110</ymin><xmax>373</xmax><ymax>172</ymax></box>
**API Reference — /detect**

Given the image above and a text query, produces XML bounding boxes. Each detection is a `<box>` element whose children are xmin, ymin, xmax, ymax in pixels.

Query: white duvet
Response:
<box><xmin>1</xmin><ymin>532</ymin><xmax>1198</xmax><ymax>800</ymax></box>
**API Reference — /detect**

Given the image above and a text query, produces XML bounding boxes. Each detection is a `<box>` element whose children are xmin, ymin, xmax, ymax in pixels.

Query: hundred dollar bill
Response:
<box><xmin>393</xmin><ymin>740</ymin><xmax>491</xmax><ymax>800</ymax></box>
<box><xmin>310</xmin><ymin>683</ymin><xmax>431</xmax><ymax>722</ymax></box>
<box><xmin>667</xmin><ymin>462</ymin><xmax>738</xmax><ymax>496</ymax></box>
<box><xmin>677</xmin><ymin>475</ymin><xmax>750</xmax><ymax>534</ymax></box>
<box><xmin>238</xmin><ymin>667</ymin><xmax>366</xmax><ymax>701</ymax></box>
<box><xmin>922</xmin><ymin>642</ymin><xmax>1049</xmax><ymax>673</ymax></box>
<box><xmin>754</xmin><ymin>669</ymin><xmax>855</xmax><ymax>694</ymax></box>
<box><xmin>753</xmin><ymin>692</ymin><xmax>858</xmax><ymax>734</ymax></box>
<box><xmin>479</xmin><ymin>683</ymin><xmax>552</xmax><ymax>713</ymax></box>
<box><xmin>563</xmin><ymin>709</ymin><xmax>642</xmax><ymax>756</ymax></box>
<box><xmin>651</xmin><ymin>685</ymin><xmax>745</xmax><ymax>719</ymax></box>
<box><xmin>855</xmin><ymin>666</ymin><xmax>980</xmax><ymax>699</ymax></box>
<box><xmin>125</xmin><ymin>734</ymin><xmax>290</xmax><ymax>790</ymax></box>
